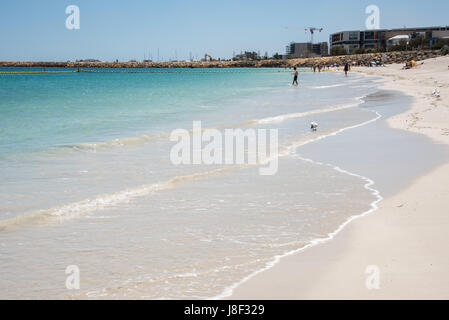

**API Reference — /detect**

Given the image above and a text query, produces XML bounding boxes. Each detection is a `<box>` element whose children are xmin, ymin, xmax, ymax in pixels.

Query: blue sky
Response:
<box><xmin>1</xmin><ymin>0</ymin><xmax>448</xmax><ymax>61</ymax></box>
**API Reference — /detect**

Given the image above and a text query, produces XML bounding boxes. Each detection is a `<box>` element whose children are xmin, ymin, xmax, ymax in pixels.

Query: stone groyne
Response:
<box><xmin>0</xmin><ymin>50</ymin><xmax>445</xmax><ymax>69</ymax></box>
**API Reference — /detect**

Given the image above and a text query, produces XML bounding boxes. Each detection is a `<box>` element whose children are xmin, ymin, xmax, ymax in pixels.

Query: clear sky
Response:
<box><xmin>1</xmin><ymin>0</ymin><xmax>448</xmax><ymax>61</ymax></box>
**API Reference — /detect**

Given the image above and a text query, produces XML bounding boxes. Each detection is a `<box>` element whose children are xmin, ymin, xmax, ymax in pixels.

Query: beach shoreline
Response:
<box><xmin>1</xmin><ymin>65</ymin><xmax>387</xmax><ymax>299</ymax></box>
<box><xmin>227</xmin><ymin>56</ymin><xmax>449</xmax><ymax>299</ymax></box>
<box><xmin>2</xmin><ymin>56</ymin><xmax>448</xmax><ymax>299</ymax></box>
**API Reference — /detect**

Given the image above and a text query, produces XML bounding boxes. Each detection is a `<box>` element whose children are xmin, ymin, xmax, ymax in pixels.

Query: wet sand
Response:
<box><xmin>228</xmin><ymin>56</ymin><xmax>449</xmax><ymax>299</ymax></box>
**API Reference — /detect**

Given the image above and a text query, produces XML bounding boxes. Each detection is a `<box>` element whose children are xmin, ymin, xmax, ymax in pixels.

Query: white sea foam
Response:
<box><xmin>309</xmin><ymin>83</ymin><xmax>345</xmax><ymax>89</ymax></box>
<box><xmin>0</xmin><ymin>167</ymin><xmax>237</xmax><ymax>230</ymax></box>
<box><xmin>59</xmin><ymin>134</ymin><xmax>163</xmax><ymax>151</ymax></box>
<box><xmin>256</xmin><ymin>97</ymin><xmax>365</xmax><ymax>125</ymax></box>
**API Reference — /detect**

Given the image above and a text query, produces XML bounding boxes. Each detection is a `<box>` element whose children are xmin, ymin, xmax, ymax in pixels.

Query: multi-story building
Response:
<box><xmin>329</xmin><ymin>26</ymin><xmax>449</xmax><ymax>54</ymax></box>
<box><xmin>285</xmin><ymin>42</ymin><xmax>329</xmax><ymax>58</ymax></box>
<box><xmin>312</xmin><ymin>42</ymin><xmax>329</xmax><ymax>56</ymax></box>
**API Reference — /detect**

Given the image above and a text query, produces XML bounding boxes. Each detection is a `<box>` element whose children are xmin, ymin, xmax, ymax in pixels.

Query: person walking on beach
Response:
<box><xmin>344</xmin><ymin>63</ymin><xmax>350</xmax><ymax>77</ymax></box>
<box><xmin>292</xmin><ymin>67</ymin><xmax>299</xmax><ymax>86</ymax></box>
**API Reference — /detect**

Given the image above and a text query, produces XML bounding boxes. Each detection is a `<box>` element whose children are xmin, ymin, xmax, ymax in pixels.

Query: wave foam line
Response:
<box><xmin>212</xmin><ymin>108</ymin><xmax>383</xmax><ymax>300</ymax></box>
<box><xmin>58</xmin><ymin>98</ymin><xmax>366</xmax><ymax>152</ymax></box>
<box><xmin>0</xmin><ymin>166</ymin><xmax>239</xmax><ymax>231</ymax></box>
<box><xmin>282</xmin><ymin>107</ymin><xmax>380</xmax><ymax>155</ymax></box>
<box><xmin>1</xmin><ymin>98</ymin><xmax>374</xmax><ymax>230</ymax></box>
<box><xmin>256</xmin><ymin>97</ymin><xmax>365</xmax><ymax>125</ymax></box>
<box><xmin>308</xmin><ymin>83</ymin><xmax>345</xmax><ymax>89</ymax></box>
<box><xmin>58</xmin><ymin>133</ymin><xmax>165</xmax><ymax>151</ymax></box>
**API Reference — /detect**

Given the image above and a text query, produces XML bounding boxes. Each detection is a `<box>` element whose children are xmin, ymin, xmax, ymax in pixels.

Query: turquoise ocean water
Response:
<box><xmin>0</xmin><ymin>67</ymin><xmax>382</xmax><ymax>298</ymax></box>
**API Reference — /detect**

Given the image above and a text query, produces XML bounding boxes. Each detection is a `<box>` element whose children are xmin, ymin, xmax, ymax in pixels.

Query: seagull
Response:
<box><xmin>311</xmin><ymin>122</ymin><xmax>318</xmax><ymax>131</ymax></box>
<box><xmin>432</xmin><ymin>88</ymin><xmax>441</xmax><ymax>98</ymax></box>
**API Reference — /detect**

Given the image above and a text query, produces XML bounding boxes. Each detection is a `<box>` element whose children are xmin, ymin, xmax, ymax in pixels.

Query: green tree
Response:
<box><xmin>352</xmin><ymin>48</ymin><xmax>366</xmax><ymax>55</ymax></box>
<box><xmin>330</xmin><ymin>46</ymin><xmax>347</xmax><ymax>56</ymax></box>
<box><xmin>431</xmin><ymin>40</ymin><xmax>445</xmax><ymax>50</ymax></box>
<box><xmin>389</xmin><ymin>39</ymin><xmax>408</xmax><ymax>51</ymax></box>
<box><xmin>409</xmin><ymin>35</ymin><xmax>424</xmax><ymax>49</ymax></box>
<box><xmin>441</xmin><ymin>45</ymin><xmax>449</xmax><ymax>55</ymax></box>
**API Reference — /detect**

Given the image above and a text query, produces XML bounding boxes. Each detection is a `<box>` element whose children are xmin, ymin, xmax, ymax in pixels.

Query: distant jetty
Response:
<box><xmin>0</xmin><ymin>50</ymin><xmax>444</xmax><ymax>69</ymax></box>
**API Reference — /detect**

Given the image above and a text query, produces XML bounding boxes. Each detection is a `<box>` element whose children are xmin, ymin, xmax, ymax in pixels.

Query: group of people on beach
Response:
<box><xmin>312</xmin><ymin>65</ymin><xmax>329</xmax><ymax>72</ymax></box>
<box><xmin>292</xmin><ymin>63</ymin><xmax>351</xmax><ymax>86</ymax></box>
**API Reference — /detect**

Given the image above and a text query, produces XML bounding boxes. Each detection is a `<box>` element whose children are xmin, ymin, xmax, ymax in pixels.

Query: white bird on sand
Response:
<box><xmin>311</xmin><ymin>122</ymin><xmax>318</xmax><ymax>131</ymax></box>
<box><xmin>432</xmin><ymin>88</ymin><xmax>441</xmax><ymax>98</ymax></box>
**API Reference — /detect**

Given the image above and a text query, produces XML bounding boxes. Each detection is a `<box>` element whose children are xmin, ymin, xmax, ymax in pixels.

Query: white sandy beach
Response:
<box><xmin>229</xmin><ymin>55</ymin><xmax>449</xmax><ymax>299</ymax></box>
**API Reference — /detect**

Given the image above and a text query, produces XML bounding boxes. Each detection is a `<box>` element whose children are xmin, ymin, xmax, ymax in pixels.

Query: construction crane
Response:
<box><xmin>285</xmin><ymin>26</ymin><xmax>324</xmax><ymax>43</ymax></box>
<box><xmin>204</xmin><ymin>53</ymin><xmax>214</xmax><ymax>62</ymax></box>
<box><xmin>305</xmin><ymin>27</ymin><xmax>323</xmax><ymax>43</ymax></box>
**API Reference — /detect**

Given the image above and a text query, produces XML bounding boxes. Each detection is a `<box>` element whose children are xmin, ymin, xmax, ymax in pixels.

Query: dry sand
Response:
<box><xmin>228</xmin><ymin>56</ymin><xmax>449</xmax><ymax>299</ymax></box>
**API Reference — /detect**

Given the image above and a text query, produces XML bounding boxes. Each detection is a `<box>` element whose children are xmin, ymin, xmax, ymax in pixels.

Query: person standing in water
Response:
<box><xmin>292</xmin><ymin>67</ymin><xmax>299</xmax><ymax>86</ymax></box>
<box><xmin>344</xmin><ymin>63</ymin><xmax>350</xmax><ymax>77</ymax></box>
